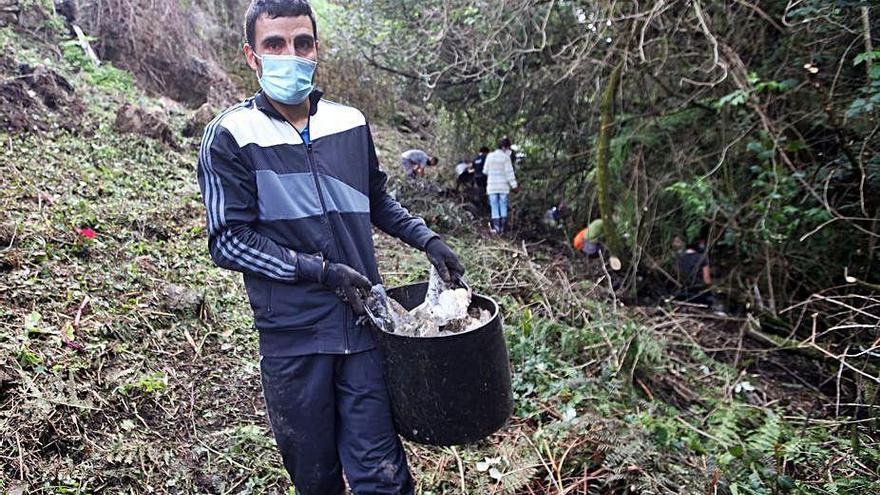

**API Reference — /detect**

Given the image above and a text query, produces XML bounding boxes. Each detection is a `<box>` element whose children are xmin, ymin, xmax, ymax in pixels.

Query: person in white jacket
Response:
<box><xmin>484</xmin><ymin>137</ymin><xmax>519</xmax><ymax>233</ymax></box>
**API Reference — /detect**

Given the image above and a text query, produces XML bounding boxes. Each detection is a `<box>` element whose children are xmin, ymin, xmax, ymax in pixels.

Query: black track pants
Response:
<box><xmin>260</xmin><ymin>350</ymin><xmax>414</xmax><ymax>495</ymax></box>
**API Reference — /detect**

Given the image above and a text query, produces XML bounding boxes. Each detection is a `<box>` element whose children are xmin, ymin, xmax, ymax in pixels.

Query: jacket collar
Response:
<box><xmin>254</xmin><ymin>88</ymin><xmax>324</xmax><ymax>121</ymax></box>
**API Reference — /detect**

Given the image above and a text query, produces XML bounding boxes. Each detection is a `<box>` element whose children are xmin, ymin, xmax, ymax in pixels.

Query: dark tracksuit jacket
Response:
<box><xmin>197</xmin><ymin>90</ymin><xmax>433</xmax><ymax>494</ymax></box>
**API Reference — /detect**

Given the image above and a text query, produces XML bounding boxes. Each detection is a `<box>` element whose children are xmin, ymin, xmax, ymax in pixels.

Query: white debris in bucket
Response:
<box><xmin>366</xmin><ymin>267</ymin><xmax>492</xmax><ymax>337</ymax></box>
<box><xmin>412</xmin><ymin>288</ymin><xmax>469</xmax><ymax>327</ymax></box>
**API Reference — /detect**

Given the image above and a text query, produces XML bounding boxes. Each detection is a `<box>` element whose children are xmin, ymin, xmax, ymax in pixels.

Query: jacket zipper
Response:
<box><xmin>296</xmin><ymin>126</ymin><xmax>351</xmax><ymax>354</ymax></box>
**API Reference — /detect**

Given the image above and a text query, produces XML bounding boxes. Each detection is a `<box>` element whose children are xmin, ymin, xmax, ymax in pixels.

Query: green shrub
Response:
<box><xmin>61</xmin><ymin>39</ymin><xmax>136</xmax><ymax>96</ymax></box>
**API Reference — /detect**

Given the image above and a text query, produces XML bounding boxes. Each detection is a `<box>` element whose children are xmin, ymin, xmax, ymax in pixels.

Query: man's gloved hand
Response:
<box><xmin>425</xmin><ymin>238</ymin><xmax>465</xmax><ymax>284</ymax></box>
<box><xmin>297</xmin><ymin>254</ymin><xmax>371</xmax><ymax>315</ymax></box>
<box><xmin>324</xmin><ymin>263</ymin><xmax>372</xmax><ymax>315</ymax></box>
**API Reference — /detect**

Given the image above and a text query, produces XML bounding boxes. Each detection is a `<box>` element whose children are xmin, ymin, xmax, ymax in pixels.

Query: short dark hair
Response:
<box><xmin>245</xmin><ymin>0</ymin><xmax>317</xmax><ymax>49</ymax></box>
<box><xmin>479</xmin><ymin>146</ymin><xmax>489</xmax><ymax>153</ymax></box>
<box><xmin>499</xmin><ymin>137</ymin><xmax>511</xmax><ymax>149</ymax></box>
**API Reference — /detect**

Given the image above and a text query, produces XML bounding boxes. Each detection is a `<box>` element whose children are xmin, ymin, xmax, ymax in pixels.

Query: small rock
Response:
<box><xmin>114</xmin><ymin>103</ymin><xmax>178</xmax><ymax>148</ymax></box>
<box><xmin>0</xmin><ymin>221</ymin><xmax>15</xmax><ymax>246</ymax></box>
<box><xmin>159</xmin><ymin>282</ymin><xmax>204</xmax><ymax>316</ymax></box>
<box><xmin>182</xmin><ymin>102</ymin><xmax>215</xmax><ymax>138</ymax></box>
<box><xmin>0</xmin><ymin>248</ymin><xmax>22</xmax><ymax>272</ymax></box>
<box><xmin>0</xmin><ymin>365</ymin><xmax>12</xmax><ymax>385</ymax></box>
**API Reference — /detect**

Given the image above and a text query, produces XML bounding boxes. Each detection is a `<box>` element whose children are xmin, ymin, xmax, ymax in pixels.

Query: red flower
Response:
<box><xmin>77</xmin><ymin>227</ymin><xmax>96</xmax><ymax>240</ymax></box>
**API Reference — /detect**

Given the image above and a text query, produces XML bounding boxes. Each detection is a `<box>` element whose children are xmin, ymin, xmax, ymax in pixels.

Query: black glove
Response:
<box><xmin>425</xmin><ymin>238</ymin><xmax>465</xmax><ymax>284</ymax></box>
<box><xmin>298</xmin><ymin>254</ymin><xmax>371</xmax><ymax>315</ymax></box>
<box><xmin>324</xmin><ymin>263</ymin><xmax>372</xmax><ymax>315</ymax></box>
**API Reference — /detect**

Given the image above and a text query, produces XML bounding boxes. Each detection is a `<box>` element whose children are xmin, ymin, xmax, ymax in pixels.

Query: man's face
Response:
<box><xmin>245</xmin><ymin>14</ymin><xmax>318</xmax><ymax>76</ymax></box>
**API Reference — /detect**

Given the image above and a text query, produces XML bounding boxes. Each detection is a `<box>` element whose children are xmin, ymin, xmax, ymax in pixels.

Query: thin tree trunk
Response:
<box><xmin>595</xmin><ymin>61</ymin><xmax>624</xmax><ymax>256</ymax></box>
<box><xmin>862</xmin><ymin>7</ymin><xmax>873</xmax><ymax>80</ymax></box>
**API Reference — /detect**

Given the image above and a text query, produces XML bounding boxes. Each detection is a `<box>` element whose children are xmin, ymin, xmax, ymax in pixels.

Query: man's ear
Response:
<box><xmin>244</xmin><ymin>43</ymin><xmax>260</xmax><ymax>73</ymax></box>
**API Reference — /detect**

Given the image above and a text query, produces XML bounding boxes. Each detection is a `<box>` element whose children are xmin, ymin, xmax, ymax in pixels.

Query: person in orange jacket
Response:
<box><xmin>573</xmin><ymin>218</ymin><xmax>604</xmax><ymax>258</ymax></box>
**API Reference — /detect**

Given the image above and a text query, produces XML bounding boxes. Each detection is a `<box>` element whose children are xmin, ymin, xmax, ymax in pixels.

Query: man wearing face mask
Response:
<box><xmin>196</xmin><ymin>1</ymin><xmax>464</xmax><ymax>493</ymax></box>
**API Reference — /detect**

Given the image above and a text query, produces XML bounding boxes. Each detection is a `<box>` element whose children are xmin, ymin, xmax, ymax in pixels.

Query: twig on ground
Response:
<box><xmin>450</xmin><ymin>446</ymin><xmax>467</xmax><ymax>494</ymax></box>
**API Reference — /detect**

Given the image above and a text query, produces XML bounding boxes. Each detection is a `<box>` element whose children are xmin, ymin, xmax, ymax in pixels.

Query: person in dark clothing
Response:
<box><xmin>675</xmin><ymin>238</ymin><xmax>714</xmax><ymax>305</ymax></box>
<box><xmin>472</xmin><ymin>146</ymin><xmax>488</xmax><ymax>190</ymax></box>
<box><xmin>502</xmin><ymin>136</ymin><xmax>517</xmax><ymax>168</ymax></box>
<box><xmin>197</xmin><ymin>1</ymin><xmax>464</xmax><ymax>493</ymax></box>
<box><xmin>470</xmin><ymin>146</ymin><xmax>490</xmax><ymax>209</ymax></box>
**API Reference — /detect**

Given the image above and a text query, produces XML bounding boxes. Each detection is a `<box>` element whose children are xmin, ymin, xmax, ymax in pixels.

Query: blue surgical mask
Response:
<box><xmin>255</xmin><ymin>53</ymin><xmax>317</xmax><ymax>105</ymax></box>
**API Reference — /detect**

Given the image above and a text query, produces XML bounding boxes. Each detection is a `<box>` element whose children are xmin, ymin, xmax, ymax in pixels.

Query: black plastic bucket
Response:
<box><xmin>370</xmin><ymin>282</ymin><xmax>513</xmax><ymax>446</ymax></box>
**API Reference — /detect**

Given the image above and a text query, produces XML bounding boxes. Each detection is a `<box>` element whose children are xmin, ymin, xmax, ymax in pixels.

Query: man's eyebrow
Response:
<box><xmin>261</xmin><ymin>35</ymin><xmax>285</xmax><ymax>46</ymax></box>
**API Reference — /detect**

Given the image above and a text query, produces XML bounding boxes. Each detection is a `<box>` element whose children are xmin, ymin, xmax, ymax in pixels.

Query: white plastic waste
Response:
<box><xmin>365</xmin><ymin>267</ymin><xmax>490</xmax><ymax>337</ymax></box>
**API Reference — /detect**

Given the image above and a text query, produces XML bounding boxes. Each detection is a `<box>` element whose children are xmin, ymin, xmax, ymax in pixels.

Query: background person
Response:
<box><xmin>455</xmin><ymin>158</ymin><xmax>474</xmax><ymax>191</ymax></box>
<box><xmin>573</xmin><ymin>218</ymin><xmax>604</xmax><ymax>258</ymax></box>
<box><xmin>401</xmin><ymin>148</ymin><xmax>436</xmax><ymax>179</ymax></box>
<box><xmin>484</xmin><ymin>137</ymin><xmax>518</xmax><ymax>234</ymax></box>
<box><xmin>472</xmin><ymin>146</ymin><xmax>489</xmax><ymax>192</ymax></box>
<box><xmin>675</xmin><ymin>237</ymin><xmax>714</xmax><ymax>305</ymax></box>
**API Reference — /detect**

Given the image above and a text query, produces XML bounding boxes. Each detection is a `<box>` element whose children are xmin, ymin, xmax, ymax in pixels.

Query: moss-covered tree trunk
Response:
<box><xmin>595</xmin><ymin>61</ymin><xmax>624</xmax><ymax>256</ymax></box>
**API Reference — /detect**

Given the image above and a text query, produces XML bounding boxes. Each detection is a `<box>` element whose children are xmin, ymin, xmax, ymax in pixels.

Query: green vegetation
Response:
<box><xmin>1</xmin><ymin>3</ymin><xmax>878</xmax><ymax>494</ymax></box>
<box><xmin>120</xmin><ymin>371</ymin><xmax>168</xmax><ymax>395</ymax></box>
<box><xmin>343</xmin><ymin>0</ymin><xmax>879</xmax><ymax>304</ymax></box>
<box><xmin>60</xmin><ymin>39</ymin><xmax>136</xmax><ymax>96</ymax></box>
